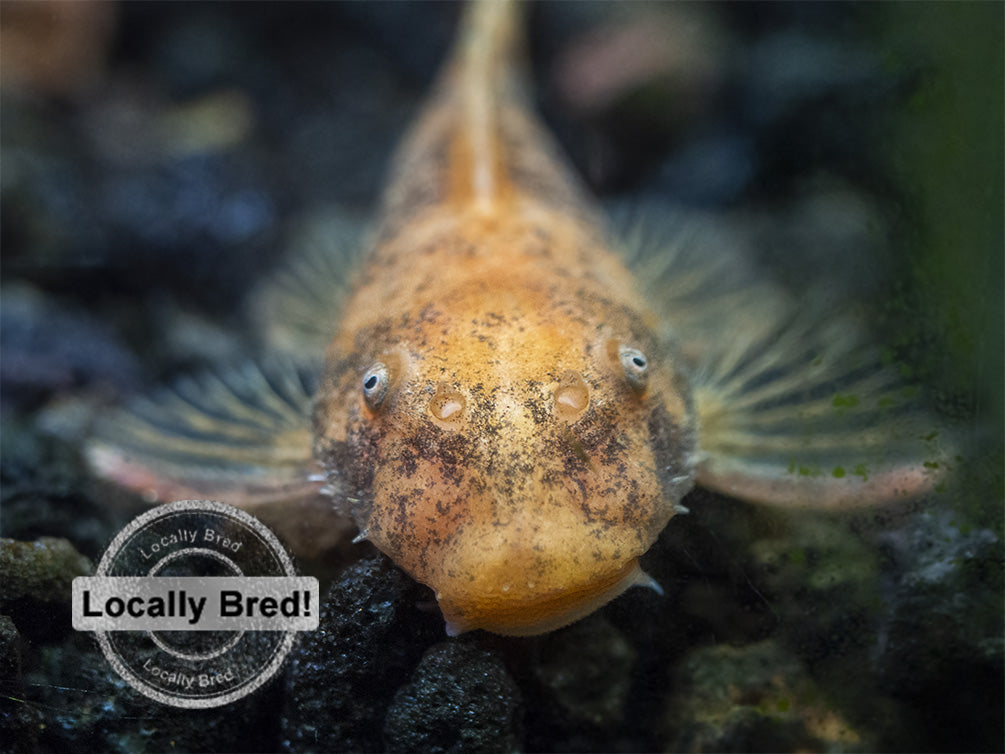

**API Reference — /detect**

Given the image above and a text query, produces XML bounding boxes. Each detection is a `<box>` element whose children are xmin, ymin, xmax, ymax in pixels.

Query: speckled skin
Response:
<box><xmin>313</xmin><ymin>1</ymin><xmax>696</xmax><ymax>635</ymax></box>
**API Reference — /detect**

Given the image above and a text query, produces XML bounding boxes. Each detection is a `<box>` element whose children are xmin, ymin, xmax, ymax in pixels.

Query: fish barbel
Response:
<box><xmin>90</xmin><ymin>0</ymin><xmax>948</xmax><ymax>636</ymax></box>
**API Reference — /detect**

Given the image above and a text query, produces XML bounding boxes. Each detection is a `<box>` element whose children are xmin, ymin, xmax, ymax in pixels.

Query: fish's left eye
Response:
<box><xmin>362</xmin><ymin>363</ymin><xmax>389</xmax><ymax>411</ymax></box>
<box><xmin>618</xmin><ymin>346</ymin><xmax>649</xmax><ymax>392</ymax></box>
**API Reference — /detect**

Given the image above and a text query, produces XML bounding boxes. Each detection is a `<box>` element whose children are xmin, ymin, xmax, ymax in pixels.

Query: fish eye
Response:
<box><xmin>618</xmin><ymin>346</ymin><xmax>649</xmax><ymax>392</ymax></box>
<box><xmin>362</xmin><ymin>362</ymin><xmax>389</xmax><ymax>411</ymax></box>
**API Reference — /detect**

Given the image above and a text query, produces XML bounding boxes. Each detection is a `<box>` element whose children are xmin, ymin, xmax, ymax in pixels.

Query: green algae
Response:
<box><xmin>831</xmin><ymin>393</ymin><xmax>860</xmax><ymax>410</ymax></box>
<box><xmin>872</xmin><ymin>2</ymin><xmax>1004</xmax><ymax>533</ymax></box>
<box><xmin>663</xmin><ymin>640</ymin><xmax>878</xmax><ymax>752</ymax></box>
<box><xmin>0</xmin><ymin>538</ymin><xmax>90</xmax><ymax>604</ymax></box>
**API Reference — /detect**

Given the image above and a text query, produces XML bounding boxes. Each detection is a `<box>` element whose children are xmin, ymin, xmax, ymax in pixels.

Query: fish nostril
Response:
<box><xmin>429</xmin><ymin>383</ymin><xmax>466</xmax><ymax>428</ymax></box>
<box><xmin>553</xmin><ymin>370</ymin><xmax>590</xmax><ymax>422</ymax></box>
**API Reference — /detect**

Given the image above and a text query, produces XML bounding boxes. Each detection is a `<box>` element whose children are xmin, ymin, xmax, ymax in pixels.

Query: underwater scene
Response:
<box><xmin>1</xmin><ymin>1</ymin><xmax>1002</xmax><ymax>752</ymax></box>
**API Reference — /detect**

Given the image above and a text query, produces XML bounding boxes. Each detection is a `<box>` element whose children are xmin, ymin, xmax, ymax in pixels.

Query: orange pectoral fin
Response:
<box><xmin>87</xmin><ymin>440</ymin><xmax>325</xmax><ymax>508</ymax></box>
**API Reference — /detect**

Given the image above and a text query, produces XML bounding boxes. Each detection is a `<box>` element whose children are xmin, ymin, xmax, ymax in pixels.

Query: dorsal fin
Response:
<box><xmin>377</xmin><ymin>0</ymin><xmax>589</xmax><ymax>237</ymax></box>
<box><xmin>444</xmin><ymin>0</ymin><xmax>525</xmax><ymax>209</ymax></box>
<box><xmin>614</xmin><ymin>204</ymin><xmax>954</xmax><ymax>508</ymax></box>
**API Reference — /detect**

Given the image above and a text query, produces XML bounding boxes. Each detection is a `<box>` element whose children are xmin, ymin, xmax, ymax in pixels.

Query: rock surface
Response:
<box><xmin>384</xmin><ymin>641</ymin><xmax>522</xmax><ymax>754</ymax></box>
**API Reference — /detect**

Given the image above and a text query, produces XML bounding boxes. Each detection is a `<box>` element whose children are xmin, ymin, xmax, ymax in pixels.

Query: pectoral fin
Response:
<box><xmin>250</xmin><ymin>208</ymin><xmax>369</xmax><ymax>356</ymax></box>
<box><xmin>689</xmin><ymin>311</ymin><xmax>951</xmax><ymax>508</ymax></box>
<box><xmin>86</xmin><ymin>358</ymin><xmax>355</xmax><ymax>558</ymax></box>
<box><xmin>617</xmin><ymin>205</ymin><xmax>952</xmax><ymax>508</ymax></box>
<box><xmin>88</xmin><ymin>357</ymin><xmax>320</xmax><ymax>502</ymax></box>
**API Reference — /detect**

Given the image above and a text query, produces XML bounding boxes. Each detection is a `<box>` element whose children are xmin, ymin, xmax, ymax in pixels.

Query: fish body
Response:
<box><xmin>90</xmin><ymin>0</ymin><xmax>947</xmax><ymax>636</ymax></box>
<box><xmin>312</xmin><ymin>0</ymin><xmax>694</xmax><ymax>634</ymax></box>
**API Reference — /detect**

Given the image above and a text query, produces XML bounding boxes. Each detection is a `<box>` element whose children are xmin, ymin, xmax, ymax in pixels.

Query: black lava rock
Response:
<box><xmin>874</xmin><ymin>510</ymin><xmax>1004</xmax><ymax>752</ymax></box>
<box><xmin>281</xmin><ymin>557</ymin><xmax>442</xmax><ymax>752</ymax></box>
<box><xmin>0</xmin><ymin>614</ymin><xmax>21</xmax><ymax>681</ymax></box>
<box><xmin>526</xmin><ymin>616</ymin><xmax>635</xmax><ymax>750</ymax></box>
<box><xmin>0</xmin><ymin>418</ymin><xmax>122</xmax><ymax>562</ymax></box>
<box><xmin>18</xmin><ymin>634</ymin><xmax>281</xmax><ymax>753</ymax></box>
<box><xmin>383</xmin><ymin>639</ymin><xmax>522</xmax><ymax>754</ymax></box>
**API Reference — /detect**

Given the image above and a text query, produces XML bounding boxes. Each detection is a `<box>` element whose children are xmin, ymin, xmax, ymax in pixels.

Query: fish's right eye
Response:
<box><xmin>362</xmin><ymin>363</ymin><xmax>389</xmax><ymax>411</ymax></box>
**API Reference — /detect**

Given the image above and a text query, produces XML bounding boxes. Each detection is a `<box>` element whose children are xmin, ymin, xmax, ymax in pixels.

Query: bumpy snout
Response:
<box><xmin>354</xmin><ymin>375</ymin><xmax>688</xmax><ymax>634</ymax></box>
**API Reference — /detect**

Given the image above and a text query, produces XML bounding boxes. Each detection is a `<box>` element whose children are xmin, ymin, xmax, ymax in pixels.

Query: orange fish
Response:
<box><xmin>89</xmin><ymin>0</ymin><xmax>947</xmax><ymax>636</ymax></box>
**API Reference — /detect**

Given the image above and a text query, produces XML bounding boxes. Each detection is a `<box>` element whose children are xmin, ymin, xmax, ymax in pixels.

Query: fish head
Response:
<box><xmin>315</xmin><ymin>277</ymin><xmax>696</xmax><ymax>636</ymax></box>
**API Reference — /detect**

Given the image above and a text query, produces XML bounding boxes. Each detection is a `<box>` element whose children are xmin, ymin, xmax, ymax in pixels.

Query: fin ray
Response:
<box><xmin>251</xmin><ymin>209</ymin><xmax>369</xmax><ymax>357</ymax></box>
<box><xmin>87</xmin><ymin>357</ymin><xmax>326</xmax><ymax>508</ymax></box>
<box><xmin>615</xmin><ymin>204</ymin><xmax>952</xmax><ymax>508</ymax></box>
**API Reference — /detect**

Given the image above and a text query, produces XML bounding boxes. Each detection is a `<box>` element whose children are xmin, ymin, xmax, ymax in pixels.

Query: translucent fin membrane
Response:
<box><xmin>691</xmin><ymin>307</ymin><xmax>949</xmax><ymax>507</ymax></box>
<box><xmin>613</xmin><ymin>204</ymin><xmax>953</xmax><ymax>508</ymax></box>
<box><xmin>87</xmin><ymin>357</ymin><xmax>324</xmax><ymax>508</ymax></box>
<box><xmin>252</xmin><ymin>210</ymin><xmax>369</xmax><ymax>357</ymax></box>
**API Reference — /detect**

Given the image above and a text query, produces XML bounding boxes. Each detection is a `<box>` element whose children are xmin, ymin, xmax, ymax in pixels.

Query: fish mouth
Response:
<box><xmin>404</xmin><ymin>498</ymin><xmax>667</xmax><ymax>637</ymax></box>
<box><xmin>355</xmin><ymin>419</ymin><xmax>683</xmax><ymax>636</ymax></box>
<box><xmin>437</xmin><ymin>557</ymin><xmax>661</xmax><ymax>637</ymax></box>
